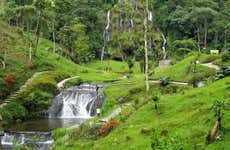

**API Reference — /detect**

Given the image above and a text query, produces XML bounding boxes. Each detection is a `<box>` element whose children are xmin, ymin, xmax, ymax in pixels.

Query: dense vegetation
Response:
<box><xmin>0</xmin><ymin>0</ymin><xmax>229</xmax><ymax>150</ymax></box>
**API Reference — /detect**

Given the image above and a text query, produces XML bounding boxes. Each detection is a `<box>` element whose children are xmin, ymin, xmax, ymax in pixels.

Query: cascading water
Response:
<box><xmin>1</xmin><ymin>132</ymin><xmax>53</xmax><ymax>150</ymax></box>
<box><xmin>1</xmin><ymin>83</ymin><xmax>105</xmax><ymax>149</ymax></box>
<box><xmin>161</xmin><ymin>33</ymin><xmax>167</xmax><ymax>59</ymax></box>
<box><xmin>101</xmin><ymin>10</ymin><xmax>111</xmax><ymax>61</ymax></box>
<box><xmin>48</xmin><ymin>83</ymin><xmax>105</xmax><ymax>119</ymax></box>
<box><xmin>148</xmin><ymin>10</ymin><xmax>153</xmax><ymax>21</ymax></box>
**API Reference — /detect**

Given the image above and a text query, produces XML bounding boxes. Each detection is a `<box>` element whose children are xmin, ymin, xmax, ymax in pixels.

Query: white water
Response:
<box><xmin>1</xmin><ymin>132</ymin><xmax>53</xmax><ymax>150</ymax></box>
<box><xmin>162</xmin><ymin>33</ymin><xmax>167</xmax><ymax>59</ymax></box>
<box><xmin>48</xmin><ymin>83</ymin><xmax>104</xmax><ymax>119</ymax></box>
<box><xmin>101</xmin><ymin>10</ymin><xmax>111</xmax><ymax>61</ymax></box>
<box><xmin>148</xmin><ymin>11</ymin><xmax>153</xmax><ymax>21</ymax></box>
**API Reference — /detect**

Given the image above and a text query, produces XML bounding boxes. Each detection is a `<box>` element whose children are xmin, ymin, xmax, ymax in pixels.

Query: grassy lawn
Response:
<box><xmin>151</xmin><ymin>54</ymin><xmax>218</xmax><ymax>82</ymax></box>
<box><xmin>83</xmin><ymin>60</ymin><xmax>141</xmax><ymax>75</ymax></box>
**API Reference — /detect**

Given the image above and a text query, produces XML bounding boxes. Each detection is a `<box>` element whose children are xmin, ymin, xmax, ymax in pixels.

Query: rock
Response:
<box><xmin>118</xmin><ymin>98</ymin><xmax>124</xmax><ymax>103</ymax></box>
<box><xmin>16</xmin><ymin>119</ymin><xmax>22</xmax><ymax>123</ymax></box>
<box><xmin>141</xmin><ymin>128</ymin><xmax>151</xmax><ymax>135</ymax></box>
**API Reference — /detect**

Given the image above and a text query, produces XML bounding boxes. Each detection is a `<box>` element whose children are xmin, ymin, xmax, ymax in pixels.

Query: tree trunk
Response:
<box><xmin>34</xmin><ymin>11</ymin><xmax>41</xmax><ymax>54</ymax></box>
<box><xmin>1</xmin><ymin>61</ymin><xmax>5</xmax><ymax>70</ymax></box>
<box><xmin>29</xmin><ymin>40</ymin><xmax>32</xmax><ymax>63</ymax></box>
<box><xmin>197</xmin><ymin>26</ymin><xmax>201</xmax><ymax>52</ymax></box>
<box><xmin>206</xmin><ymin>119</ymin><xmax>220</xmax><ymax>144</ymax></box>
<box><xmin>204</xmin><ymin>18</ymin><xmax>208</xmax><ymax>49</ymax></box>
<box><xmin>144</xmin><ymin>0</ymin><xmax>149</xmax><ymax>96</ymax></box>
<box><xmin>224</xmin><ymin>31</ymin><xmax>227</xmax><ymax>50</ymax></box>
<box><xmin>52</xmin><ymin>22</ymin><xmax>56</xmax><ymax>53</ymax></box>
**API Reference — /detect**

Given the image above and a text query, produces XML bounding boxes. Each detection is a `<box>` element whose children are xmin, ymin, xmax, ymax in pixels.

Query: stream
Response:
<box><xmin>1</xmin><ymin>83</ymin><xmax>105</xmax><ymax>150</ymax></box>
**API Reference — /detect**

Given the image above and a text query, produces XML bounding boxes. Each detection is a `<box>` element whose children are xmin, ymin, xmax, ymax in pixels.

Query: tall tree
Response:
<box><xmin>144</xmin><ymin>0</ymin><xmax>149</xmax><ymax>96</ymax></box>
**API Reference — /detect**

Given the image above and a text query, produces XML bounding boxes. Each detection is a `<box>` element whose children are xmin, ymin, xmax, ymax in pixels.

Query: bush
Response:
<box><xmin>159</xmin><ymin>76</ymin><xmax>171</xmax><ymax>86</ymax></box>
<box><xmin>221</xmin><ymin>52</ymin><xmax>230</xmax><ymax>62</ymax></box>
<box><xmin>23</xmin><ymin>90</ymin><xmax>52</xmax><ymax>117</ymax></box>
<box><xmin>4</xmin><ymin>73</ymin><xmax>16</xmax><ymax>85</ymax></box>
<box><xmin>215</xmin><ymin>66</ymin><xmax>230</xmax><ymax>80</ymax></box>
<box><xmin>99</xmin><ymin>120</ymin><xmax>120</xmax><ymax>136</ymax></box>
<box><xmin>151</xmin><ymin>130</ymin><xmax>184</xmax><ymax>150</ymax></box>
<box><xmin>34</xmin><ymin>81</ymin><xmax>58</xmax><ymax>95</ymax></box>
<box><xmin>0</xmin><ymin>102</ymin><xmax>27</xmax><ymax>124</ymax></box>
<box><xmin>160</xmin><ymin>84</ymin><xmax>178</xmax><ymax>94</ymax></box>
<box><xmin>28</xmin><ymin>63</ymin><xmax>36</xmax><ymax>69</ymax></box>
<box><xmin>188</xmin><ymin>73</ymin><xmax>204</xmax><ymax>87</ymax></box>
<box><xmin>64</xmin><ymin>78</ymin><xmax>83</xmax><ymax>88</ymax></box>
<box><xmin>127</xmin><ymin>60</ymin><xmax>134</xmax><ymax>73</ymax></box>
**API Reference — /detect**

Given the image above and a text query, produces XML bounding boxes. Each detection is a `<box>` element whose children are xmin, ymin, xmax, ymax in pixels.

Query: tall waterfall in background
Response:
<box><xmin>48</xmin><ymin>83</ymin><xmax>105</xmax><ymax>119</ymax></box>
<box><xmin>162</xmin><ymin>33</ymin><xmax>167</xmax><ymax>59</ymax></box>
<box><xmin>101</xmin><ymin>10</ymin><xmax>111</xmax><ymax>61</ymax></box>
<box><xmin>148</xmin><ymin>10</ymin><xmax>152</xmax><ymax>21</ymax></box>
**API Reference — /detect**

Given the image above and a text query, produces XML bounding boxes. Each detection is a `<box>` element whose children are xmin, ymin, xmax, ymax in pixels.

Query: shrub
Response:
<box><xmin>215</xmin><ymin>66</ymin><xmax>230</xmax><ymax>80</ymax></box>
<box><xmin>4</xmin><ymin>73</ymin><xmax>16</xmax><ymax>85</ymax></box>
<box><xmin>221</xmin><ymin>52</ymin><xmax>230</xmax><ymax>62</ymax></box>
<box><xmin>29</xmin><ymin>63</ymin><xmax>36</xmax><ymax>69</ymax></box>
<box><xmin>64</xmin><ymin>78</ymin><xmax>83</xmax><ymax>88</ymax></box>
<box><xmin>23</xmin><ymin>90</ymin><xmax>52</xmax><ymax>117</ymax></box>
<box><xmin>160</xmin><ymin>85</ymin><xmax>178</xmax><ymax>94</ymax></box>
<box><xmin>99</xmin><ymin>120</ymin><xmax>120</xmax><ymax>136</ymax></box>
<box><xmin>127</xmin><ymin>60</ymin><xmax>134</xmax><ymax>73</ymax></box>
<box><xmin>188</xmin><ymin>74</ymin><xmax>203</xmax><ymax>87</ymax></box>
<box><xmin>151</xmin><ymin>130</ymin><xmax>184</xmax><ymax>150</ymax></box>
<box><xmin>151</xmin><ymin>95</ymin><xmax>160</xmax><ymax>110</ymax></box>
<box><xmin>159</xmin><ymin>76</ymin><xmax>171</xmax><ymax>86</ymax></box>
<box><xmin>0</xmin><ymin>102</ymin><xmax>27</xmax><ymax>124</ymax></box>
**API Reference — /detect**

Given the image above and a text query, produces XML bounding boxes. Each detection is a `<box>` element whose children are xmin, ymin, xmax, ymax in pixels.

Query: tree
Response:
<box><xmin>0</xmin><ymin>34</ymin><xmax>9</xmax><ymax>70</ymax></box>
<box><xmin>144</xmin><ymin>0</ymin><xmax>149</xmax><ymax>96</ymax></box>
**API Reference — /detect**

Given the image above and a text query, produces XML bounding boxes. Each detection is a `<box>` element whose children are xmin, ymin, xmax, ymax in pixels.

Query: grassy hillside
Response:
<box><xmin>0</xmin><ymin>22</ymin><xmax>120</xmax><ymax>124</ymax></box>
<box><xmin>0</xmin><ymin>21</ymin><xmax>120</xmax><ymax>102</ymax></box>
<box><xmin>151</xmin><ymin>53</ymin><xmax>218</xmax><ymax>82</ymax></box>
<box><xmin>54</xmin><ymin>76</ymin><xmax>230</xmax><ymax>150</ymax></box>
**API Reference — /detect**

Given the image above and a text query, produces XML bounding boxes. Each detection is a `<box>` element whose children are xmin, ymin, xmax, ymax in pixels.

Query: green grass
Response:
<box><xmin>83</xmin><ymin>60</ymin><xmax>141</xmax><ymax>75</ymax></box>
<box><xmin>54</xmin><ymin>77</ymin><xmax>230</xmax><ymax>150</ymax></box>
<box><xmin>0</xmin><ymin>22</ymin><xmax>120</xmax><ymax>102</ymax></box>
<box><xmin>151</xmin><ymin>54</ymin><xmax>217</xmax><ymax>82</ymax></box>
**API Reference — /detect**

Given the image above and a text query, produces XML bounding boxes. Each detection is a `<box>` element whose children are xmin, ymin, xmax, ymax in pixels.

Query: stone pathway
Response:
<box><xmin>201</xmin><ymin>63</ymin><xmax>220</xmax><ymax>70</ymax></box>
<box><xmin>149</xmin><ymin>80</ymin><xmax>188</xmax><ymax>85</ymax></box>
<box><xmin>99</xmin><ymin>103</ymin><xmax>131</xmax><ymax>122</ymax></box>
<box><xmin>57</xmin><ymin>76</ymin><xmax>80</xmax><ymax>89</ymax></box>
<box><xmin>0</xmin><ymin>71</ymin><xmax>50</xmax><ymax>108</ymax></box>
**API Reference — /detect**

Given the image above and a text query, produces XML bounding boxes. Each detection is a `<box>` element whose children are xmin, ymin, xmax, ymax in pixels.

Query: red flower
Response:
<box><xmin>99</xmin><ymin>120</ymin><xmax>120</xmax><ymax>135</ymax></box>
<box><xmin>5</xmin><ymin>73</ymin><xmax>16</xmax><ymax>84</ymax></box>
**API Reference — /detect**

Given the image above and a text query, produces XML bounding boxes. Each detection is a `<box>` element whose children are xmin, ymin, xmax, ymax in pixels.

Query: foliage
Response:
<box><xmin>151</xmin><ymin>130</ymin><xmax>184</xmax><ymax>150</ymax></box>
<box><xmin>159</xmin><ymin>76</ymin><xmax>171</xmax><ymax>87</ymax></box>
<box><xmin>63</xmin><ymin>78</ymin><xmax>83</xmax><ymax>89</ymax></box>
<box><xmin>0</xmin><ymin>102</ymin><xmax>27</xmax><ymax>124</ymax></box>
<box><xmin>215</xmin><ymin>66</ymin><xmax>230</xmax><ymax>80</ymax></box>
<box><xmin>211</xmin><ymin>100</ymin><xmax>227</xmax><ymax>120</ymax></box>
<box><xmin>23</xmin><ymin>90</ymin><xmax>52</xmax><ymax>117</ymax></box>
<box><xmin>4</xmin><ymin>73</ymin><xmax>16</xmax><ymax>85</ymax></box>
<box><xmin>221</xmin><ymin>52</ymin><xmax>230</xmax><ymax>62</ymax></box>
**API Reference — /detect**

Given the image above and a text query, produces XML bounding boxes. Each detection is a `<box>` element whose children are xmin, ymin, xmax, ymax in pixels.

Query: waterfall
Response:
<box><xmin>101</xmin><ymin>10</ymin><xmax>111</xmax><ymax>61</ymax></box>
<box><xmin>1</xmin><ymin>132</ymin><xmax>53</xmax><ymax>150</ymax></box>
<box><xmin>161</xmin><ymin>33</ymin><xmax>167</xmax><ymax>59</ymax></box>
<box><xmin>148</xmin><ymin>10</ymin><xmax>152</xmax><ymax>21</ymax></box>
<box><xmin>48</xmin><ymin>83</ymin><xmax>105</xmax><ymax>119</ymax></box>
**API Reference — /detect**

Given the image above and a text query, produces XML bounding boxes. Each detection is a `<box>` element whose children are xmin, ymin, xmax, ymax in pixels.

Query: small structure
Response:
<box><xmin>210</xmin><ymin>50</ymin><xmax>219</xmax><ymax>54</ymax></box>
<box><xmin>96</xmin><ymin>108</ymin><xmax>101</xmax><ymax>116</ymax></box>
